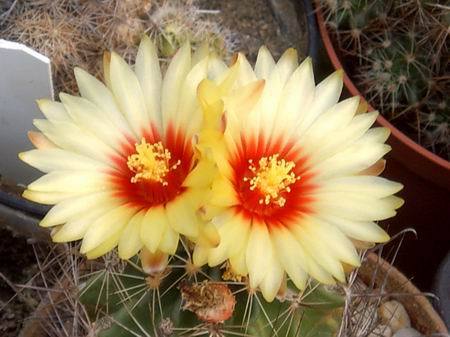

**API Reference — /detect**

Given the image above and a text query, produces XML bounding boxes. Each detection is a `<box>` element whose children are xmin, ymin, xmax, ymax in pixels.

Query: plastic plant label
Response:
<box><xmin>0</xmin><ymin>39</ymin><xmax>53</xmax><ymax>185</ymax></box>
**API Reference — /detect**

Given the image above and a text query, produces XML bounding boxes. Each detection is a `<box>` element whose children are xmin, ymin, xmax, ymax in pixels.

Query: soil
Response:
<box><xmin>198</xmin><ymin>0</ymin><xmax>308</xmax><ymax>62</ymax></box>
<box><xmin>0</xmin><ymin>229</ymin><xmax>42</xmax><ymax>337</ymax></box>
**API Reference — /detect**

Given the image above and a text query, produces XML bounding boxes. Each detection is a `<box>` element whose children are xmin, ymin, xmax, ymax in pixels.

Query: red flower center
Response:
<box><xmin>231</xmin><ymin>134</ymin><xmax>317</xmax><ymax>228</ymax></box>
<box><xmin>109</xmin><ymin>124</ymin><xmax>193</xmax><ymax>209</ymax></box>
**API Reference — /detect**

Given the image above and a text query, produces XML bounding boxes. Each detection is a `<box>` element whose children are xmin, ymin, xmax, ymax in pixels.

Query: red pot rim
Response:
<box><xmin>315</xmin><ymin>3</ymin><xmax>450</xmax><ymax>172</ymax></box>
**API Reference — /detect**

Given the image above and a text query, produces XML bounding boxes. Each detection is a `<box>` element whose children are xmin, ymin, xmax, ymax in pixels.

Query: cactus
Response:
<box><xmin>12</xmin><ymin>233</ymin><xmax>422</xmax><ymax>337</ymax></box>
<box><xmin>15</xmin><ymin>239</ymin><xmax>421</xmax><ymax>337</ymax></box>
<box><xmin>0</xmin><ymin>0</ymin><xmax>237</xmax><ymax>94</ymax></box>
<box><xmin>320</xmin><ymin>0</ymin><xmax>450</xmax><ymax>160</ymax></box>
<box><xmin>148</xmin><ymin>0</ymin><xmax>237</xmax><ymax>60</ymax></box>
<box><xmin>77</xmin><ymin>246</ymin><xmax>344</xmax><ymax>337</ymax></box>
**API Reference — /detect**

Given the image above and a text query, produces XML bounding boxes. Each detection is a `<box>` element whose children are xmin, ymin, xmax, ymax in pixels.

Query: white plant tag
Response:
<box><xmin>0</xmin><ymin>39</ymin><xmax>53</xmax><ymax>185</ymax></box>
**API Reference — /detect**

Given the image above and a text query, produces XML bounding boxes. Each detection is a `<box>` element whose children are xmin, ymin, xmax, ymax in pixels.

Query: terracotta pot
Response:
<box><xmin>313</xmin><ymin>2</ymin><xmax>450</xmax><ymax>291</ymax></box>
<box><xmin>359</xmin><ymin>253</ymin><xmax>448</xmax><ymax>335</ymax></box>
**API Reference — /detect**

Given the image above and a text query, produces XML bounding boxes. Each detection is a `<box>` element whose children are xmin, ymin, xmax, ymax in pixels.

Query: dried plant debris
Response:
<box><xmin>320</xmin><ymin>0</ymin><xmax>449</xmax><ymax>160</ymax></box>
<box><xmin>0</xmin><ymin>0</ymin><xmax>238</xmax><ymax>94</ymax></box>
<box><xmin>180</xmin><ymin>280</ymin><xmax>236</xmax><ymax>323</ymax></box>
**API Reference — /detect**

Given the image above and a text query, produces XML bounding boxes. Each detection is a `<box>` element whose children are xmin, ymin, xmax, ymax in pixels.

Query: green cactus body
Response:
<box><xmin>79</xmin><ymin>255</ymin><xmax>344</xmax><ymax>337</ymax></box>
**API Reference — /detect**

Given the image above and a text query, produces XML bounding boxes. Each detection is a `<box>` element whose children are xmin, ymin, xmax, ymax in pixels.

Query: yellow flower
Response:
<box><xmin>194</xmin><ymin>47</ymin><xmax>404</xmax><ymax>302</ymax></box>
<box><xmin>20</xmin><ymin>36</ymin><xmax>229</xmax><ymax>259</ymax></box>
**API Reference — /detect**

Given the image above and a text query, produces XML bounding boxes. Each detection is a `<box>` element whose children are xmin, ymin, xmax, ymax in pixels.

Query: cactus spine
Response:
<box><xmin>78</xmin><ymin>246</ymin><xmax>344</xmax><ymax>337</ymax></box>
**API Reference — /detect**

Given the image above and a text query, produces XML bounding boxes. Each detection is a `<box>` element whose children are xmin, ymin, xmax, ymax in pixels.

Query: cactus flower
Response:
<box><xmin>20</xmin><ymin>36</ymin><xmax>227</xmax><ymax>259</ymax></box>
<box><xmin>194</xmin><ymin>47</ymin><xmax>404</xmax><ymax>302</ymax></box>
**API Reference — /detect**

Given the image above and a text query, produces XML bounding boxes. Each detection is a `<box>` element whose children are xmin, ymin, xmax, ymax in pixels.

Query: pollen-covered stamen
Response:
<box><xmin>243</xmin><ymin>154</ymin><xmax>300</xmax><ymax>207</ymax></box>
<box><xmin>127</xmin><ymin>138</ymin><xmax>181</xmax><ymax>185</ymax></box>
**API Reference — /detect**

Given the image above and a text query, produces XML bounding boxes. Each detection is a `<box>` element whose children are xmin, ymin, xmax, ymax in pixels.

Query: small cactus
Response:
<box><xmin>148</xmin><ymin>0</ymin><xmax>237</xmax><ymax>60</ymax></box>
<box><xmin>321</xmin><ymin>0</ymin><xmax>450</xmax><ymax>160</ymax></box>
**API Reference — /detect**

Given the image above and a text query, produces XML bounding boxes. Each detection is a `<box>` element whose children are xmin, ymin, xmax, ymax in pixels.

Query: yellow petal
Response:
<box><xmin>37</xmin><ymin>99</ymin><xmax>70</xmax><ymax>122</ymax></box>
<box><xmin>363</xmin><ymin>127</ymin><xmax>391</xmax><ymax>144</ymax></box>
<box><xmin>253</xmin><ymin>65</ymin><xmax>284</xmax><ymax>140</ymax></box>
<box><xmin>384</xmin><ymin>195</ymin><xmax>404</xmax><ymax>209</ymax></box>
<box><xmin>234</xmin><ymin>53</ymin><xmax>257</xmax><ymax>86</ymax></box>
<box><xmin>197</xmin><ymin>204</ymin><xmax>226</xmax><ymax>222</ymax></box>
<box><xmin>85</xmin><ymin>230</ymin><xmax>121</xmax><ymax>259</ymax></box>
<box><xmin>158</xmin><ymin>225</ymin><xmax>179</xmax><ymax>255</ymax></box>
<box><xmin>320</xmin><ymin>214</ymin><xmax>390</xmax><ymax>243</ymax></box>
<box><xmin>310</xmin><ymin>110</ymin><xmax>378</xmax><ymax>162</ymax></box>
<box><xmin>271</xmin><ymin>227</ymin><xmax>308</xmax><ymax>290</ymax></box>
<box><xmin>33</xmin><ymin>119</ymin><xmax>115</xmax><ymax>163</ymax></box>
<box><xmin>359</xmin><ymin>159</ymin><xmax>386</xmax><ymax>176</ymax></box>
<box><xmin>110</xmin><ymin>52</ymin><xmax>148</xmax><ymax>137</ymax></box>
<box><xmin>300</xmin><ymin>96</ymin><xmax>359</xmax><ymax>152</ymax></box>
<box><xmin>313</xmin><ymin>192</ymin><xmax>398</xmax><ymax>221</ymax></box>
<box><xmin>182</xmin><ymin>159</ymin><xmax>217</xmax><ymax>188</ymax></box>
<box><xmin>306</xmin><ymin>219</ymin><xmax>360</xmax><ymax>267</ymax></box>
<box><xmin>135</xmin><ymin>35</ymin><xmax>162</xmax><ymax>132</ymax></box>
<box><xmin>208</xmin><ymin>213</ymin><xmax>250</xmax><ymax>266</ymax></box>
<box><xmin>165</xmin><ymin>192</ymin><xmax>201</xmax><ymax>237</ymax></box>
<box><xmin>80</xmin><ymin>205</ymin><xmax>137</xmax><ymax>254</ymax></box>
<box><xmin>52</xmin><ymin>205</ymin><xmax>111</xmax><ymax>242</ymax></box>
<box><xmin>207</xmin><ymin>223</ymin><xmax>233</xmax><ymax>266</ymax></box>
<box><xmin>291</xmin><ymin>221</ymin><xmax>345</xmax><ymax>282</ymax></box>
<box><xmin>276</xmin><ymin>57</ymin><xmax>315</xmax><ymax>131</ymax></box>
<box><xmin>304</xmin><ymin>258</ymin><xmax>336</xmax><ymax>285</ymax></box>
<box><xmin>29</xmin><ymin>170</ymin><xmax>108</xmax><ymax>194</ymax></box>
<box><xmin>254</xmin><ymin>46</ymin><xmax>275</xmax><ymax>79</ymax></box>
<box><xmin>208</xmin><ymin>54</ymin><xmax>229</xmax><ymax>81</ymax></box>
<box><xmin>22</xmin><ymin>189</ymin><xmax>76</xmax><ymax>205</ymax></box>
<box><xmin>40</xmin><ymin>192</ymin><xmax>113</xmax><ymax>227</ymax></box>
<box><xmin>229</xmin><ymin>246</ymin><xmax>248</xmax><ymax>276</ymax></box>
<box><xmin>297</xmin><ymin>69</ymin><xmax>343</xmax><ymax>136</ymax></box>
<box><xmin>246</xmin><ymin>223</ymin><xmax>271</xmax><ymax>289</ymax></box>
<box><xmin>314</xmin><ymin>142</ymin><xmax>391</xmax><ymax>180</ymax></box>
<box><xmin>209</xmin><ymin>177</ymin><xmax>238</xmax><ymax>207</ymax></box>
<box><xmin>27</xmin><ymin>131</ymin><xmax>56</xmax><ymax>149</ymax></box>
<box><xmin>259</xmin><ymin>252</ymin><xmax>283</xmax><ymax>302</ymax></box>
<box><xmin>74</xmin><ymin>67</ymin><xmax>131</xmax><ymax>135</ymax></box>
<box><xmin>276</xmin><ymin>48</ymin><xmax>299</xmax><ymax>84</ymax></box>
<box><xmin>197</xmin><ymin>221</ymin><xmax>220</xmax><ymax>248</ymax></box>
<box><xmin>161</xmin><ymin>42</ymin><xmax>191</xmax><ymax>129</ymax></box>
<box><xmin>118</xmin><ymin>210</ymin><xmax>146</xmax><ymax>259</ymax></box>
<box><xmin>320</xmin><ymin>175</ymin><xmax>403</xmax><ymax>198</ymax></box>
<box><xmin>228</xmin><ymin>79</ymin><xmax>265</xmax><ymax>127</ymax></box>
<box><xmin>177</xmin><ymin>56</ymin><xmax>210</xmax><ymax>135</ymax></box>
<box><xmin>197</xmin><ymin>78</ymin><xmax>222</xmax><ymax>108</ymax></box>
<box><xmin>140</xmin><ymin>206</ymin><xmax>169</xmax><ymax>253</ymax></box>
<box><xmin>59</xmin><ymin>93</ymin><xmax>125</xmax><ymax>151</ymax></box>
<box><xmin>193</xmin><ymin>244</ymin><xmax>209</xmax><ymax>267</ymax></box>
<box><xmin>19</xmin><ymin>148</ymin><xmax>107</xmax><ymax>173</ymax></box>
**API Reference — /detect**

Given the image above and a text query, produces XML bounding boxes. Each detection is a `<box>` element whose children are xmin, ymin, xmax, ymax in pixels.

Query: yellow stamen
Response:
<box><xmin>243</xmin><ymin>154</ymin><xmax>300</xmax><ymax>207</ymax></box>
<box><xmin>222</xmin><ymin>262</ymin><xmax>245</xmax><ymax>282</ymax></box>
<box><xmin>127</xmin><ymin>138</ymin><xmax>180</xmax><ymax>185</ymax></box>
